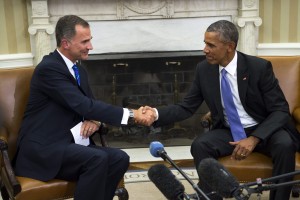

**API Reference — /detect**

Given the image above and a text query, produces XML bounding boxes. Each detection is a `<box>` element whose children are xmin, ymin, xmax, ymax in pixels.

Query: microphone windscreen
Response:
<box><xmin>198</xmin><ymin>158</ymin><xmax>239</xmax><ymax>198</ymax></box>
<box><xmin>148</xmin><ymin>164</ymin><xmax>185</xmax><ymax>200</ymax></box>
<box><xmin>149</xmin><ymin>141</ymin><xmax>164</xmax><ymax>157</ymax></box>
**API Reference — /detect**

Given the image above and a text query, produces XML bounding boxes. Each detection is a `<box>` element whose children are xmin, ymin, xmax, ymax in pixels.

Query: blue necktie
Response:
<box><xmin>221</xmin><ymin>69</ymin><xmax>246</xmax><ymax>141</ymax></box>
<box><xmin>72</xmin><ymin>64</ymin><xmax>80</xmax><ymax>86</ymax></box>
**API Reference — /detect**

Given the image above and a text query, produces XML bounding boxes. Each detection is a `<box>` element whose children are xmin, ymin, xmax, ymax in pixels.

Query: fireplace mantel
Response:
<box><xmin>87</xmin><ymin>50</ymin><xmax>204</xmax><ymax>61</ymax></box>
<box><xmin>27</xmin><ymin>0</ymin><xmax>262</xmax><ymax>65</ymax></box>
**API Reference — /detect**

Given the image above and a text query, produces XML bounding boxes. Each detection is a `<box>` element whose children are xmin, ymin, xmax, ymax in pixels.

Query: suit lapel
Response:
<box><xmin>54</xmin><ymin>50</ymin><xmax>88</xmax><ymax>96</ymax></box>
<box><xmin>237</xmin><ymin>53</ymin><xmax>249</xmax><ymax>107</ymax></box>
<box><xmin>76</xmin><ymin>62</ymin><xmax>88</xmax><ymax>96</ymax></box>
<box><xmin>53</xmin><ymin>50</ymin><xmax>79</xmax><ymax>86</ymax></box>
<box><xmin>209</xmin><ymin>65</ymin><xmax>224</xmax><ymax>119</ymax></box>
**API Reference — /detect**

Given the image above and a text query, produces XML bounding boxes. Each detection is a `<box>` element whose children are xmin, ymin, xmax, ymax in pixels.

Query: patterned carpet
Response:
<box><xmin>119</xmin><ymin>168</ymin><xmax>276</xmax><ymax>200</ymax></box>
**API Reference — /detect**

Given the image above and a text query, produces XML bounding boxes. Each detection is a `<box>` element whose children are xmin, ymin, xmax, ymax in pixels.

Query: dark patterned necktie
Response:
<box><xmin>221</xmin><ymin>69</ymin><xmax>246</xmax><ymax>141</ymax></box>
<box><xmin>72</xmin><ymin>64</ymin><xmax>80</xmax><ymax>86</ymax></box>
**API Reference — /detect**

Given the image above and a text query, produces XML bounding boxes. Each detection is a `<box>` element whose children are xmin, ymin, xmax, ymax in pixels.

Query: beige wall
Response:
<box><xmin>259</xmin><ymin>0</ymin><xmax>300</xmax><ymax>43</ymax></box>
<box><xmin>0</xmin><ymin>0</ymin><xmax>299</xmax><ymax>55</ymax></box>
<box><xmin>0</xmin><ymin>0</ymin><xmax>31</xmax><ymax>54</ymax></box>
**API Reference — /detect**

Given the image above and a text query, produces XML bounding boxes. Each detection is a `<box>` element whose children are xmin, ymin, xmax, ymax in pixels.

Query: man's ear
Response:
<box><xmin>227</xmin><ymin>41</ymin><xmax>236</xmax><ymax>52</ymax></box>
<box><xmin>61</xmin><ymin>38</ymin><xmax>70</xmax><ymax>49</ymax></box>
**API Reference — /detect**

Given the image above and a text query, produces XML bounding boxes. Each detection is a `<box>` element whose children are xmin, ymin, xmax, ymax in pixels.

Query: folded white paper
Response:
<box><xmin>71</xmin><ymin>122</ymin><xmax>90</xmax><ymax>146</ymax></box>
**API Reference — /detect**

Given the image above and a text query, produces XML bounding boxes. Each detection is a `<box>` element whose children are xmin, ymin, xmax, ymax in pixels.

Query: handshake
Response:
<box><xmin>133</xmin><ymin>106</ymin><xmax>157</xmax><ymax>126</ymax></box>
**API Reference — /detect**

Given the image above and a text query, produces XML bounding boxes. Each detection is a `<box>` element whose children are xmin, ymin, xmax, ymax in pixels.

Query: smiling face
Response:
<box><xmin>59</xmin><ymin>24</ymin><xmax>93</xmax><ymax>63</ymax></box>
<box><xmin>203</xmin><ymin>31</ymin><xmax>236</xmax><ymax>67</ymax></box>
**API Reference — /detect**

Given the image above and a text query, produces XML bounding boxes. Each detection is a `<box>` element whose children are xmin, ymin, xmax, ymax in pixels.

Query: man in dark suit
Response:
<box><xmin>144</xmin><ymin>20</ymin><xmax>300</xmax><ymax>200</ymax></box>
<box><xmin>13</xmin><ymin>15</ymin><xmax>155</xmax><ymax>200</ymax></box>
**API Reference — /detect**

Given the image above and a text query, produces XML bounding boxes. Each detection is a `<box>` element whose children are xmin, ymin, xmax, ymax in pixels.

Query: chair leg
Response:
<box><xmin>292</xmin><ymin>185</ymin><xmax>300</xmax><ymax>198</ymax></box>
<box><xmin>0</xmin><ymin>186</ymin><xmax>10</xmax><ymax>200</ymax></box>
<box><xmin>115</xmin><ymin>187</ymin><xmax>129</xmax><ymax>200</ymax></box>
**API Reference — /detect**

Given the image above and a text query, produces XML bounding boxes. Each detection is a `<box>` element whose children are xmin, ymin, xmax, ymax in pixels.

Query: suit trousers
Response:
<box><xmin>55</xmin><ymin>143</ymin><xmax>129</xmax><ymax>200</ymax></box>
<box><xmin>191</xmin><ymin>128</ymin><xmax>297</xmax><ymax>200</ymax></box>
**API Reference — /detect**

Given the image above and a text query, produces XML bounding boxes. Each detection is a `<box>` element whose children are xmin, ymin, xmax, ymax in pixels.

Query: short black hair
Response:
<box><xmin>206</xmin><ymin>20</ymin><xmax>239</xmax><ymax>49</ymax></box>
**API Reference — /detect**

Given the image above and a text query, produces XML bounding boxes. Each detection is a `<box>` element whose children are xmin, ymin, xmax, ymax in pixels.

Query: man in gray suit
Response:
<box><xmin>144</xmin><ymin>20</ymin><xmax>300</xmax><ymax>200</ymax></box>
<box><xmin>14</xmin><ymin>15</ymin><xmax>155</xmax><ymax>200</ymax></box>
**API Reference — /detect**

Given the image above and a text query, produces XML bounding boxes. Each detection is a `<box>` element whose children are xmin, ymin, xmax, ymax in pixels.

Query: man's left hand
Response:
<box><xmin>229</xmin><ymin>136</ymin><xmax>260</xmax><ymax>160</ymax></box>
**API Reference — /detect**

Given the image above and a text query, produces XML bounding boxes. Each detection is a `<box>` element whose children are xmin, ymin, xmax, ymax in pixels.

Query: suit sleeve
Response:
<box><xmin>155</xmin><ymin>65</ymin><xmax>204</xmax><ymax>126</ymax></box>
<box><xmin>35</xmin><ymin>61</ymin><xmax>123</xmax><ymax>126</ymax></box>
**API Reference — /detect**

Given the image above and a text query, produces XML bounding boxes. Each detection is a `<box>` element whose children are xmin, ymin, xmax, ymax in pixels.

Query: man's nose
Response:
<box><xmin>203</xmin><ymin>45</ymin><xmax>209</xmax><ymax>53</ymax></box>
<box><xmin>88</xmin><ymin>42</ymin><xmax>93</xmax><ymax>50</ymax></box>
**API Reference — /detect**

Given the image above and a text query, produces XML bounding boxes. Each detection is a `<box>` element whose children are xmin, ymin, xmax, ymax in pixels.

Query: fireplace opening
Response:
<box><xmin>83</xmin><ymin>51</ymin><xmax>208</xmax><ymax>149</ymax></box>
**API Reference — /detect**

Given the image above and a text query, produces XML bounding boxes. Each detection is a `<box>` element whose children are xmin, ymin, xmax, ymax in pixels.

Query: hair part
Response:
<box><xmin>55</xmin><ymin>15</ymin><xmax>90</xmax><ymax>47</ymax></box>
<box><xmin>206</xmin><ymin>20</ymin><xmax>239</xmax><ymax>48</ymax></box>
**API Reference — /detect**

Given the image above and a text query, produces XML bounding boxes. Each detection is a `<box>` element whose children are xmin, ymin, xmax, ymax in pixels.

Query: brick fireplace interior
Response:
<box><xmin>83</xmin><ymin>51</ymin><xmax>209</xmax><ymax>149</ymax></box>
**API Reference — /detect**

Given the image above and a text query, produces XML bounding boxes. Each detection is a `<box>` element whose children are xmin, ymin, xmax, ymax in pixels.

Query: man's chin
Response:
<box><xmin>206</xmin><ymin>59</ymin><xmax>216</xmax><ymax>65</ymax></box>
<box><xmin>81</xmin><ymin>54</ymin><xmax>89</xmax><ymax>60</ymax></box>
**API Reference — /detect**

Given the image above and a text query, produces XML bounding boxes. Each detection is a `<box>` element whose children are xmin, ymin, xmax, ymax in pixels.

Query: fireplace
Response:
<box><xmin>27</xmin><ymin>0</ymin><xmax>262</xmax><ymax>151</ymax></box>
<box><xmin>83</xmin><ymin>51</ymin><xmax>208</xmax><ymax>148</ymax></box>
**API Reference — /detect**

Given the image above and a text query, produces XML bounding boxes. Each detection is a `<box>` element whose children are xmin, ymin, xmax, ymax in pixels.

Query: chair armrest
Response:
<box><xmin>200</xmin><ymin>111</ymin><xmax>212</xmax><ymax>129</ymax></box>
<box><xmin>293</xmin><ymin>107</ymin><xmax>300</xmax><ymax>134</ymax></box>
<box><xmin>293</xmin><ymin>107</ymin><xmax>300</xmax><ymax>125</ymax></box>
<box><xmin>0</xmin><ymin>139</ymin><xmax>21</xmax><ymax>197</ymax></box>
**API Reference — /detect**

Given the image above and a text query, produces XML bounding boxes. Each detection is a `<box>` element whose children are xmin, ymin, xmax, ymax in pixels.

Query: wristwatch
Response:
<box><xmin>128</xmin><ymin>109</ymin><xmax>135</xmax><ymax>125</ymax></box>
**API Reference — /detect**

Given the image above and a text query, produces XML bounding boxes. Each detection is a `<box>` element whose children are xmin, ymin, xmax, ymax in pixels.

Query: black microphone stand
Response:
<box><xmin>234</xmin><ymin>170</ymin><xmax>300</xmax><ymax>200</ymax></box>
<box><xmin>159</xmin><ymin>150</ymin><xmax>210</xmax><ymax>200</ymax></box>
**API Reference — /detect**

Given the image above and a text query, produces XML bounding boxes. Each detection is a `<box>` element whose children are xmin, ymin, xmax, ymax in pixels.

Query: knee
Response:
<box><xmin>190</xmin><ymin>137</ymin><xmax>207</xmax><ymax>157</ymax></box>
<box><xmin>120</xmin><ymin>151</ymin><xmax>130</xmax><ymax>168</ymax></box>
<box><xmin>114</xmin><ymin>150</ymin><xmax>130</xmax><ymax>169</ymax></box>
<box><xmin>274</xmin><ymin>137</ymin><xmax>296</xmax><ymax>153</ymax></box>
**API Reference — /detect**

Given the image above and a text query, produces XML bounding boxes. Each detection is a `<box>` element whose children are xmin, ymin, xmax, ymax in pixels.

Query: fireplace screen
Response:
<box><xmin>83</xmin><ymin>51</ymin><xmax>208</xmax><ymax>149</ymax></box>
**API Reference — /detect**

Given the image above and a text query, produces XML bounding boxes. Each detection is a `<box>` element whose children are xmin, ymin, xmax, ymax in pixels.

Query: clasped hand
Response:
<box><xmin>134</xmin><ymin>106</ymin><xmax>156</xmax><ymax>126</ymax></box>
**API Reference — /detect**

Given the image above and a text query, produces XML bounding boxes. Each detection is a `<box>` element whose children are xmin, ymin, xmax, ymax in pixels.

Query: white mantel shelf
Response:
<box><xmin>122</xmin><ymin>146</ymin><xmax>192</xmax><ymax>163</ymax></box>
<box><xmin>27</xmin><ymin>0</ymin><xmax>262</xmax><ymax>65</ymax></box>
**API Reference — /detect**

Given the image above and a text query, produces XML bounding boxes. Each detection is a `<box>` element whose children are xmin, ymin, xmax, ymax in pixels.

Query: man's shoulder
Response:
<box><xmin>237</xmin><ymin>51</ymin><xmax>268</xmax><ymax>63</ymax></box>
<box><xmin>36</xmin><ymin>51</ymin><xmax>64</xmax><ymax>69</ymax></box>
<box><xmin>237</xmin><ymin>51</ymin><xmax>269</xmax><ymax>69</ymax></box>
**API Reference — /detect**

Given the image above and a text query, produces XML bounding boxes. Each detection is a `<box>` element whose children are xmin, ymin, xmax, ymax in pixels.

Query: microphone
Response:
<box><xmin>148</xmin><ymin>164</ymin><xmax>190</xmax><ymax>200</ymax></box>
<box><xmin>198</xmin><ymin>158</ymin><xmax>243</xmax><ymax>199</ymax></box>
<box><xmin>198</xmin><ymin>158</ymin><xmax>300</xmax><ymax>200</ymax></box>
<box><xmin>149</xmin><ymin>141</ymin><xmax>210</xmax><ymax>200</ymax></box>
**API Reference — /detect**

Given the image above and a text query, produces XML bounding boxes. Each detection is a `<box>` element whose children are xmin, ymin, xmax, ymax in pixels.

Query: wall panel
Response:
<box><xmin>0</xmin><ymin>0</ymin><xmax>30</xmax><ymax>54</ymax></box>
<box><xmin>0</xmin><ymin>0</ymin><xmax>299</xmax><ymax>55</ymax></box>
<box><xmin>259</xmin><ymin>0</ymin><xmax>300</xmax><ymax>43</ymax></box>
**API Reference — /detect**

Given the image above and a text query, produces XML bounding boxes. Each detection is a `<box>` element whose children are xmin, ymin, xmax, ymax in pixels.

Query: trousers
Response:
<box><xmin>191</xmin><ymin>128</ymin><xmax>296</xmax><ymax>200</ymax></box>
<box><xmin>55</xmin><ymin>143</ymin><xmax>129</xmax><ymax>200</ymax></box>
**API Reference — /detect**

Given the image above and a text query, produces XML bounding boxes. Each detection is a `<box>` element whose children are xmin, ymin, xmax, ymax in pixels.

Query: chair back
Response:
<box><xmin>260</xmin><ymin>56</ymin><xmax>300</xmax><ymax>113</ymax></box>
<box><xmin>0</xmin><ymin>67</ymin><xmax>34</xmax><ymax>160</ymax></box>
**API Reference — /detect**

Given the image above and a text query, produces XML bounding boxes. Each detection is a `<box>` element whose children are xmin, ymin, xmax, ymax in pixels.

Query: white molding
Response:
<box><xmin>0</xmin><ymin>53</ymin><xmax>34</xmax><ymax>69</ymax></box>
<box><xmin>257</xmin><ymin>43</ymin><xmax>300</xmax><ymax>56</ymax></box>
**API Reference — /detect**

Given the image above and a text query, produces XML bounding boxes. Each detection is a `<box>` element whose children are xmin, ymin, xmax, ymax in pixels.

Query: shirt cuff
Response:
<box><xmin>121</xmin><ymin>108</ymin><xmax>130</xmax><ymax>125</ymax></box>
<box><xmin>154</xmin><ymin>108</ymin><xmax>159</xmax><ymax>121</ymax></box>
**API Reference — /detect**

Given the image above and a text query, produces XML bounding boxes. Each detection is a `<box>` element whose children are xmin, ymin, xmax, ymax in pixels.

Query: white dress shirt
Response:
<box><xmin>219</xmin><ymin>52</ymin><xmax>258</xmax><ymax>128</ymax></box>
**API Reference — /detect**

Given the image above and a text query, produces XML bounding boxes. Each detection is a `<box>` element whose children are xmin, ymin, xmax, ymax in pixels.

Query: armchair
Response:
<box><xmin>200</xmin><ymin>56</ymin><xmax>300</xmax><ymax>197</ymax></box>
<box><xmin>0</xmin><ymin>67</ymin><xmax>128</xmax><ymax>200</ymax></box>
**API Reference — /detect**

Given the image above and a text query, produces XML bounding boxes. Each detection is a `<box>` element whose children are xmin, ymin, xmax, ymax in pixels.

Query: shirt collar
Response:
<box><xmin>219</xmin><ymin>51</ymin><xmax>238</xmax><ymax>76</ymax></box>
<box><xmin>57</xmin><ymin>49</ymin><xmax>77</xmax><ymax>71</ymax></box>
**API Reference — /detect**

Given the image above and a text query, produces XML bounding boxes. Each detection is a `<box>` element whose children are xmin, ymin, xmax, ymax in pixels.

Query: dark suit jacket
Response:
<box><xmin>155</xmin><ymin>51</ymin><xmax>300</xmax><ymax>148</ymax></box>
<box><xmin>14</xmin><ymin>50</ymin><xmax>124</xmax><ymax>181</ymax></box>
